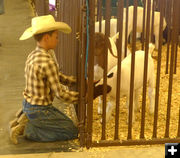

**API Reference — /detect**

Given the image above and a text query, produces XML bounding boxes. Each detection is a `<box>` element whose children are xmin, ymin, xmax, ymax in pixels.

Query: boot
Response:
<box><xmin>9</xmin><ymin>118</ymin><xmax>18</xmax><ymax>129</ymax></box>
<box><xmin>10</xmin><ymin>113</ymin><xmax>28</xmax><ymax>145</ymax></box>
<box><xmin>15</xmin><ymin>108</ymin><xmax>23</xmax><ymax>118</ymax></box>
<box><xmin>9</xmin><ymin>108</ymin><xmax>23</xmax><ymax>129</ymax></box>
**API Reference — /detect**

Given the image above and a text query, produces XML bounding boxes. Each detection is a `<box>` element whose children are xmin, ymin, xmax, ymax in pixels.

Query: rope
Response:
<box><xmin>85</xmin><ymin>0</ymin><xmax>89</xmax><ymax>79</ymax></box>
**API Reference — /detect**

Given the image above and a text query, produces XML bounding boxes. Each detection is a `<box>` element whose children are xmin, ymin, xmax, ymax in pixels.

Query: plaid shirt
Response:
<box><xmin>23</xmin><ymin>47</ymin><xmax>78</xmax><ymax>106</ymax></box>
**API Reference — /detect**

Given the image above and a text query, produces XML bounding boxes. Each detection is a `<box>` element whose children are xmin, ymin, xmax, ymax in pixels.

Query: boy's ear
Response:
<box><xmin>43</xmin><ymin>34</ymin><xmax>50</xmax><ymax>41</ymax></box>
<box><xmin>43</xmin><ymin>34</ymin><xmax>49</xmax><ymax>39</ymax></box>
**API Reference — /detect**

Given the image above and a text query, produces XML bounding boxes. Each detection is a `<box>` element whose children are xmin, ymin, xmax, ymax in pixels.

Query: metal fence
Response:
<box><xmin>85</xmin><ymin>0</ymin><xmax>180</xmax><ymax>148</ymax></box>
<box><xmin>32</xmin><ymin>0</ymin><xmax>180</xmax><ymax>148</ymax></box>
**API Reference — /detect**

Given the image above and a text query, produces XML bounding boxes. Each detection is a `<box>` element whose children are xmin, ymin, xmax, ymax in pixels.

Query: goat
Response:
<box><xmin>96</xmin><ymin>43</ymin><xmax>156</xmax><ymax>123</ymax></box>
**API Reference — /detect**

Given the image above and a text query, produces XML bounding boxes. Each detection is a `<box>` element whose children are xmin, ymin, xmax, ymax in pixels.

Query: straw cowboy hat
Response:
<box><xmin>19</xmin><ymin>15</ymin><xmax>72</xmax><ymax>40</ymax></box>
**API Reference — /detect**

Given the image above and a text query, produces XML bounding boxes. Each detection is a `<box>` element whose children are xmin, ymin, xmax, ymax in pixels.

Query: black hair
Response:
<box><xmin>34</xmin><ymin>30</ymin><xmax>56</xmax><ymax>42</ymax></box>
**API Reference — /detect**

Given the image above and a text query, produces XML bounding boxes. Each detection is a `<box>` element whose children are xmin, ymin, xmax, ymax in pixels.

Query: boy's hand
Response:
<box><xmin>68</xmin><ymin>91</ymin><xmax>79</xmax><ymax>104</ymax></box>
<box><xmin>71</xmin><ymin>96</ymin><xmax>79</xmax><ymax>104</ymax></box>
<box><xmin>59</xmin><ymin>72</ymin><xmax>77</xmax><ymax>86</ymax></box>
<box><xmin>68</xmin><ymin>76</ymin><xmax>77</xmax><ymax>84</ymax></box>
<box><xmin>68</xmin><ymin>91</ymin><xmax>79</xmax><ymax>97</ymax></box>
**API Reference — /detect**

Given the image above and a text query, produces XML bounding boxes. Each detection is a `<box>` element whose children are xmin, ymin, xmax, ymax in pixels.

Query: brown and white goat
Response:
<box><xmin>94</xmin><ymin>32</ymin><xmax>130</xmax><ymax>81</ymax></box>
<box><xmin>94</xmin><ymin>41</ymin><xmax>156</xmax><ymax>123</ymax></box>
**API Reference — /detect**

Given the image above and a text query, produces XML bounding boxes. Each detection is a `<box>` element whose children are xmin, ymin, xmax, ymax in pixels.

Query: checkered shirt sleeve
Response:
<box><xmin>48</xmin><ymin>49</ymin><xmax>77</xmax><ymax>86</ymax></box>
<box><xmin>45</xmin><ymin>60</ymin><xmax>78</xmax><ymax>104</ymax></box>
<box><xmin>59</xmin><ymin>71</ymin><xmax>77</xmax><ymax>86</ymax></box>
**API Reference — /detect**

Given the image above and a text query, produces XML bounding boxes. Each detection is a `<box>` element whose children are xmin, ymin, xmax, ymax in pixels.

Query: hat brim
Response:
<box><xmin>19</xmin><ymin>22</ymin><xmax>72</xmax><ymax>40</ymax></box>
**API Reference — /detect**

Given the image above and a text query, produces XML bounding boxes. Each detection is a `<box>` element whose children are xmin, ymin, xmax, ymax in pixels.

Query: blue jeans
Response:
<box><xmin>22</xmin><ymin>100</ymin><xmax>78</xmax><ymax>142</ymax></box>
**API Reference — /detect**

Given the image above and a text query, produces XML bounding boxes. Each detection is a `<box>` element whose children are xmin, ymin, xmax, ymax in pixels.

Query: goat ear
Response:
<box><xmin>107</xmin><ymin>72</ymin><xmax>114</xmax><ymax>78</ymax></box>
<box><xmin>94</xmin><ymin>33</ymin><xmax>105</xmax><ymax>56</ymax></box>
<box><xmin>106</xmin><ymin>36</ymin><xmax>117</xmax><ymax>58</ymax></box>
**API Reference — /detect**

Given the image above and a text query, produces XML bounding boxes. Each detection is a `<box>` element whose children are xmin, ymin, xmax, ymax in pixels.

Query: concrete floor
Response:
<box><xmin>0</xmin><ymin>145</ymin><xmax>165</xmax><ymax>158</ymax></box>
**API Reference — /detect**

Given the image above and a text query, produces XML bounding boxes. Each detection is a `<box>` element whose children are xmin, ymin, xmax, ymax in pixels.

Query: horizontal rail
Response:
<box><xmin>92</xmin><ymin>137</ymin><xmax>180</xmax><ymax>147</ymax></box>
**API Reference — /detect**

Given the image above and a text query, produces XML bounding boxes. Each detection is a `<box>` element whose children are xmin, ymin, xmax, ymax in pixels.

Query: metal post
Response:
<box><xmin>78</xmin><ymin>0</ymin><xmax>87</xmax><ymax>147</ymax></box>
<box><xmin>152</xmin><ymin>0</ymin><xmax>164</xmax><ymax>139</ymax></box>
<box><xmin>86</xmin><ymin>0</ymin><xmax>95</xmax><ymax>148</ymax></box>
<box><xmin>101</xmin><ymin>0</ymin><xmax>111</xmax><ymax>140</ymax></box>
<box><xmin>124</xmin><ymin>0</ymin><xmax>129</xmax><ymax>57</ymax></box>
<box><xmin>128</xmin><ymin>0</ymin><xmax>138</xmax><ymax>140</ymax></box>
<box><xmin>140</xmin><ymin>0</ymin><xmax>151</xmax><ymax>139</ymax></box>
<box><xmin>114</xmin><ymin>0</ymin><xmax>124</xmax><ymax>140</ymax></box>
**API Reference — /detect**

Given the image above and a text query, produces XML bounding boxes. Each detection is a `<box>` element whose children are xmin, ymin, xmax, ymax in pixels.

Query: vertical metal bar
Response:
<box><xmin>173</xmin><ymin>43</ymin><xmax>178</xmax><ymax>74</ymax></box>
<box><xmin>151</xmin><ymin>0</ymin><xmax>155</xmax><ymax>43</ymax></box>
<box><xmin>165</xmin><ymin>0</ymin><xmax>172</xmax><ymax>74</ymax></box>
<box><xmin>86</xmin><ymin>0</ymin><xmax>95</xmax><ymax>148</ymax></box>
<box><xmin>78</xmin><ymin>0</ymin><xmax>87</xmax><ymax>147</ymax></box>
<box><xmin>98</xmin><ymin>0</ymin><xmax>102</xmax><ymax>32</ymax></box>
<box><xmin>124</xmin><ymin>0</ymin><xmax>129</xmax><ymax>57</ymax></box>
<box><xmin>173</xmin><ymin>8</ymin><xmax>180</xmax><ymax>74</ymax></box>
<box><xmin>128</xmin><ymin>0</ymin><xmax>138</xmax><ymax>140</ymax></box>
<box><xmin>156</xmin><ymin>0</ymin><xmax>160</xmax><ymax>10</ymax></box>
<box><xmin>165</xmin><ymin>0</ymin><xmax>179</xmax><ymax>138</ymax></box>
<box><xmin>141</xmin><ymin>0</ymin><xmax>146</xmax><ymax>50</ymax></box>
<box><xmin>55</xmin><ymin>0</ymin><xmax>60</xmax><ymax>63</ymax></box>
<box><xmin>101</xmin><ymin>0</ymin><xmax>111</xmax><ymax>141</ymax></box>
<box><xmin>97</xmin><ymin>0</ymin><xmax>99</xmax><ymax>21</ymax></box>
<box><xmin>152</xmin><ymin>0</ymin><xmax>164</xmax><ymax>139</ymax></box>
<box><xmin>140</xmin><ymin>0</ymin><xmax>151</xmax><ymax>139</ymax></box>
<box><xmin>77</xmin><ymin>0</ymin><xmax>81</xmax><ymax>120</ymax></box>
<box><xmin>114</xmin><ymin>0</ymin><xmax>124</xmax><ymax>140</ymax></box>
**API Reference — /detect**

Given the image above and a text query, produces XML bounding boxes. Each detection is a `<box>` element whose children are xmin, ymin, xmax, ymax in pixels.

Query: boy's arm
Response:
<box><xmin>45</xmin><ymin>60</ymin><xmax>79</xmax><ymax>104</ymax></box>
<box><xmin>59</xmin><ymin>71</ymin><xmax>77</xmax><ymax>86</ymax></box>
<box><xmin>48</xmin><ymin>49</ymin><xmax>77</xmax><ymax>86</ymax></box>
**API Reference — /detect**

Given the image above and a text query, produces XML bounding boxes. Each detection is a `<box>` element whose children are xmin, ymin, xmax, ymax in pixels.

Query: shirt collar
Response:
<box><xmin>35</xmin><ymin>46</ymin><xmax>47</xmax><ymax>53</ymax></box>
<box><xmin>35</xmin><ymin>46</ymin><xmax>54</xmax><ymax>55</ymax></box>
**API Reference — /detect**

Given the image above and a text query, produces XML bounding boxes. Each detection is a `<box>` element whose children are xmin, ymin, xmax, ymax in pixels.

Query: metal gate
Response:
<box><xmin>83</xmin><ymin>0</ymin><xmax>180</xmax><ymax>148</ymax></box>
<box><xmin>32</xmin><ymin>0</ymin><xmax>180</xmax><ymax>148</ymax></box>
